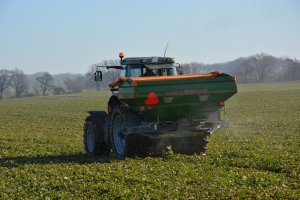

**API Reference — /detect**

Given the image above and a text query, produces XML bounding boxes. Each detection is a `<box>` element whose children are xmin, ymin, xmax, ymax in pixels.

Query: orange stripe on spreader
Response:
<box><xmin>128</xmin><ymin>74</ymin><xmax>215</xmax><ymax>82</ymax></box>
<box><xmin>110</xmin><ymin>74</ymin><xmax>216</xmax><ymax>88</ymax></box>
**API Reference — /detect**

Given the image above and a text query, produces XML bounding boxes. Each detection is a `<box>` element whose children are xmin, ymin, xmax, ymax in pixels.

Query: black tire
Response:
<box><xmin>104</xmin><ymin>114</ymin><xmax>111</xmax><ymax>147</ymax></box>
<box><xmin>109</xmin><ymin>106</ymin><xmax>128</xmax><ymax>159</ymax></box>
<box><xmin>171</xmin><ymin>136</ymin><xmax>208</xmax><ymax>155</ymax></box>
<box><xmin>83</xmin><ymin>112</ymin><xmax>110</xmax><ymax>157</ymax></box>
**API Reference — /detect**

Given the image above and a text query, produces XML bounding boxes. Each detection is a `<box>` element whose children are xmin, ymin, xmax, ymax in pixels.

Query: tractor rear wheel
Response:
<box><xmin>109</xmin><ymin>106</ymin><xmax>128</xmax><ymax>159</ymax></box>
<box><xmin>83</xmin><ymin>112</ymin><xmax>110</xmax><ymax>157</ymax></box>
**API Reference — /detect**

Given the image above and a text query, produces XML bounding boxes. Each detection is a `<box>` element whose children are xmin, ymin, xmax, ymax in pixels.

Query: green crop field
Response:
<box><xmin>0</xmin><ymin>82</ymin><xmax>299</xmax><ymax>199</ymax></box>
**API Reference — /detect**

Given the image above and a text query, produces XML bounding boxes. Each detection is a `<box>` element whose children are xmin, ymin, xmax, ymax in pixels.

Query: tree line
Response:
<box><xmin>0</xmin><ymin>69</ymin><xmax>87</xmax><ymax>100</ymax></box>
<box><xmin>0</xmin><ymin>59</ymin><xmax>120</xmax><ymax>100</ymax></box>
<box><xmin>181</xmin><ymin>53</ymin><xmax>300</xmax><ymax>83</ymax></box>
<box><xmin>1</xmin><ymin>53</ymin><xmax>300</xmax><ymax>100</ymax></box>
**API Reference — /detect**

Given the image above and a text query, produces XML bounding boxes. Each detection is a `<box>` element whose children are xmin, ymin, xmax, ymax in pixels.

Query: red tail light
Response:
<box><xmin>219</xmin><ymin>101</ymin><xmax>225</xmax><ymax>107</ymax></box>
<box><xmin>210</xmin><ymin>71</ymin><xmax>220</xmax><ymax>75</ymax></box>
<box><xmin>133</xmin><ymin>81</ymin><xmax>138</xmax><ymax>87</ymax></box>
<box><xmin>145</xmin><ymin>92</ymin><xmax>159</xmax><ymax>105</ymax></box>
<box><xmin>232</xmin><ymin>76</ymin><xmax>237</xmax><ymax>81</ymax></box>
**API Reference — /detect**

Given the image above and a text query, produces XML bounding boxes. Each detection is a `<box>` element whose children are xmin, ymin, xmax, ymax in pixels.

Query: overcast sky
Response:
<box><xmin>1</xmin><ymin>0</ymin><xmax>299</xmax><ymax>74</ymax></box>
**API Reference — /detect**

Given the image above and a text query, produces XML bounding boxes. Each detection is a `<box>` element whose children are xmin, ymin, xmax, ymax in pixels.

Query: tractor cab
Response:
<box><xmin>94</xmin><ymin>53</ymin><xmax>181</xmax><ymax>82</ymax></box>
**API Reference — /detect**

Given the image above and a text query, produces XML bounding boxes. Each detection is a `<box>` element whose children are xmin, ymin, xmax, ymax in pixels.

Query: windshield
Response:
<box><xmin>121</xmin><ymin>64</ymin><xmax>178</xmax><ymax>77</ymax></box>
<box><xmin>145</xmin><ymin>64</ymin><xmax>177</xmax><ymax>76</ymax></box>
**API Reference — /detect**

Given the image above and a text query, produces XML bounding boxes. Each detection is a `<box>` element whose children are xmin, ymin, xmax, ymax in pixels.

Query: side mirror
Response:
<box><xmin>175</xmin><ymin>63</ymin><xmax>183</xmax><ymax>75</ymax></box>
<box><xmin>94</xmin><ymin>71</ymin><xmax>103</xmax><ymax>82</ymax></box>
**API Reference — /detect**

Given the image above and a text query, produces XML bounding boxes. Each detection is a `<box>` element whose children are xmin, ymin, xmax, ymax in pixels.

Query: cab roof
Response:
<box><xmin>120</xmin><ymin>57</ymin><xmax>175</xmax><ymax>65</ymax></box>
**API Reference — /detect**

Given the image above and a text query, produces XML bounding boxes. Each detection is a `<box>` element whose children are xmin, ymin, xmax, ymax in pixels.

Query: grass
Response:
<box><xmin>0</xmin><ymin>82</ymin><xmax>299</xmax><ymax>199</ymax></box>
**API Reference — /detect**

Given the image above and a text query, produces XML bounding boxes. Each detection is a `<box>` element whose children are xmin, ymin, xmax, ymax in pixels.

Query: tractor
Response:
<box><xmin>84</xmin><ymin>53</ymin><xmax>237</xmax><ymax>158</ymax></box>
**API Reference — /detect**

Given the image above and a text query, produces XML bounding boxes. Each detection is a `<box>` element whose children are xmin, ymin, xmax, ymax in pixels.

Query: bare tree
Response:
<box><xmin>294</xmin><ymin>59</ymin><xmax>300</xmax><ymax>80</ymax></box>
<box><xmin>32</xmin><ymin>82</ymin><xmax>40</xmax><ymax>96</ymax></box>
<box><xmin>11</xmin><ymin>68</ymin><xmax>28</xmax><ymax>98</ymax></box>
<box><xmin>0</xmin><ymin>69</ymin><xmax>12</xmax><ymax>100</ymax></box>
<box><xmin>36</xmin><ymin>72</ymin><xmax>53</xmax><ymax>96</ymax></box>
<box><xmin>53</xmin><ymin>87</ymin><xmax>66</xmax><ymax>95</ymax></box>
<box><xmin>238</xmin><ymin>60</ymin><xmax>257</xmax><ymax>83</ymax></box>
<box><xmin>283</xmin><ymin>58</ymin><xmax>300</xmax><ymax>81</ymax></box>
<box><xmin>64</xmin><ymin>77</ymin><xmax>85</xmax><ymax>93</ymax></box>
<box><xmin>247</xmin><ymin>53</ymin><xmax>275</xmax><ymax>82</ymax></box>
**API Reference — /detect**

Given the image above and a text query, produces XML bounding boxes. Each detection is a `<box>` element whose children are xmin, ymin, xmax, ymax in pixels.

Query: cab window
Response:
<box><xmin>126</xmin><ymin>65</ymin><xmax>143</xmax><ymax>77</ymax></box>
<box><xmin>155</xmin><ymin>67</ymin><xmax>177</xmax><ymax>76</ymax></box>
